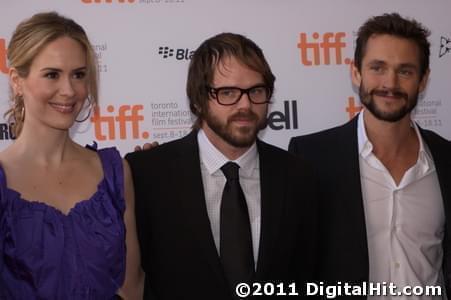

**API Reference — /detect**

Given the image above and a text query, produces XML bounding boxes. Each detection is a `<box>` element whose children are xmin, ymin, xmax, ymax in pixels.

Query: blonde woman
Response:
<box><xmin>0</xmin><ymin>12</ymin><xmax>143</xmax><ymax>299</ymax></box>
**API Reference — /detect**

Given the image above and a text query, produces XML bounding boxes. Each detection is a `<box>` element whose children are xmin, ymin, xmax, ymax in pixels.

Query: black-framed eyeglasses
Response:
<box><xmin>207</xmin><ymin>85</ymin><xmax>271</xmax><ymax>106</ymax></box>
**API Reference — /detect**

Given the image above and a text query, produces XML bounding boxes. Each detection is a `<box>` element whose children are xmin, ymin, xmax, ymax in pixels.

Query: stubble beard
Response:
<box><xmin>359</xmin><ymin>83</ymin><xmax>419</xmax><ymax>122</ymax></box>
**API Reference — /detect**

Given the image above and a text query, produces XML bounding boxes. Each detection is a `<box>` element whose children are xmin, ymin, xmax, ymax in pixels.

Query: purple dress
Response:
<box><xmin>0</xmin><ymin>147</ymin><xmax>126</xmax><ymax>299</ymax></box>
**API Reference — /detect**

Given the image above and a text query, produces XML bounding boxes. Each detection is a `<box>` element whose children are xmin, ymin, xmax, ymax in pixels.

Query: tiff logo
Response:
<box><xmin>0</xmin><ymin>38</ymin><xmax>8</xmax><ymax>74</ymax></box>
<box><xmin>82</xmin><ymin>0</ymin><xmax>136</xmax><ymax>3</ymax></box>
<box><xmin>158</xmin><ymin>46</ymin><xmax>194</xmax><ymax>60</ymax></box>
<box><xmin>439</xmin><ymin>36</ymin><xmax>451</xmax><ymax>58</ymax></box>
<box><xmin>297</xmin><ymin>32</ymin><xmax>350</xmax><ymax>66</ymax></box>
<box><xmin>90</xmin><ymin>104</ymin><xmax>148</xmax><ymax>141</ymax></box>
<box><xmin>346</xmin><ymin>96</ymin><xmax>362</xmax><ymax>120</ymax></box>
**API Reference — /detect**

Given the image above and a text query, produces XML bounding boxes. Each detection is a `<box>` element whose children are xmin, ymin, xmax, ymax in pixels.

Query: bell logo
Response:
<box><xmin>0</xmin><ymin>38</ymin><xmax>8</xmax><ymax>74</ymax></box>
<box><xmin>90</xmin><ymin>104</ymin><xmax>148</xmax><ymax>141</ymax></box>
<box><xmin>267</xmin><ymin>100</ymin><xmax>299</xmax><ymax>130</ymax></box>
<box><xmin>81</xmin><ymin>0</ymin><xmax>135</xmax><ymax>3</ymax></box>
<box><xmin>297</xmin><ymin>32</ymin><xmax>350</xmax><ymax>66</ymax></box>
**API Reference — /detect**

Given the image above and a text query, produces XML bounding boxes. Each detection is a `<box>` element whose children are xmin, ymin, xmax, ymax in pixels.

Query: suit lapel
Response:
<box><xmin>339</xmin><ymin>118</ymin><xmax>366</xmax><ymax>217</ymax></box>
<box><xmin>172</xmin><ymin>131</ymin><xmax>228</xmax><ymax>286</ymax></box>
<box><xmin>337</xmin><ymin>117</ymin><xmax>369</xmax><ymax>272</ymax></box>
<box><xmin>421</xmin><ymin>130</ymin><xmax>451</xmax><ymax>226</ymax></box>
<box><xmin>255</xmin><ymin>141</ymin><xmax>285</xmax><ymax>278</ymax></box>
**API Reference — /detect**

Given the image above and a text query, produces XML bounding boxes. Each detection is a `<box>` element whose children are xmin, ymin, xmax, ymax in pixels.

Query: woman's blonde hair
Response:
<box><xmin>6</xmin><ymin>11</ymin><xmax>98</xmax><ymax>137</ymax></box>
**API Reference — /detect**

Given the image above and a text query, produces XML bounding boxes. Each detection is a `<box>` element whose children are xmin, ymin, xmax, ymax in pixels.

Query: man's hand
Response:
<box><xmin>134</xmin><ymin>141</ymin><xmax>159</xmax><ymax>152</ymax></box>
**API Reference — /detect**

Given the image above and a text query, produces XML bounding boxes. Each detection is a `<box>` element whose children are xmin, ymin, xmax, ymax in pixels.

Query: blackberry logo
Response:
<box><xmin>158</xmin><ymin>46</ymin><xmax>174</xmax><ymax>58</ymax></box>
<box><xmin>158</xmin><ymin>46</ymin><xmax>194</xmax><ymax>60</ymax></box>
<box><xmin>439</xmin><ymin>36</ymin><xmax>450</xmax><ymax>58</ymax></box>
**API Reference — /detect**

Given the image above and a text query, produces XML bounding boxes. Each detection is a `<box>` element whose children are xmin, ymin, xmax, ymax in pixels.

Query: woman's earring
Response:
<box><xmin>15</xmin><ymin>94</ymin><xmax>25</xmax><ymax>121</ymax></box>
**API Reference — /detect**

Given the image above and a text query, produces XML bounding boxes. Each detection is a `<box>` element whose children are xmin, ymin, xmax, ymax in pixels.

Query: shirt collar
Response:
<box><xmin>357</xmin><ymin>110</ymin><xmax>434</xmax><ymax>171</ymax></box>
<box><xmin>197</xmin><ymin>129</ymin><xmax>258</xmax><ymax>177</ymax></box>
<box><xmin>357</xmin><ymin>110</ymin><xmax>373</xmax><ymax>158</ymax></box>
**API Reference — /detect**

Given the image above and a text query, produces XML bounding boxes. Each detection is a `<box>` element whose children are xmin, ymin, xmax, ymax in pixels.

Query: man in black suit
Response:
<box><xmin>289</xmin><ymin>13</ymin><xmax>451</xmax><ymax>298</ymax></box>
<box><xmin>126</xmin><ymin>33</ymin><xmax>318</xmax><ymax>300</ymax></box>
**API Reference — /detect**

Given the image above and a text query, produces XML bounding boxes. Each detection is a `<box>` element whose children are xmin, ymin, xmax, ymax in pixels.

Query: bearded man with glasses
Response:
<box><xmin>126</xmin><ymin>32</ymin><xmax>318</xmax><ymax>300</ymax></box>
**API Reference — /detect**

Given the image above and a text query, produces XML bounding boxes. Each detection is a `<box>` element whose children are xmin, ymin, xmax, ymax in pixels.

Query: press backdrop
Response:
<box><xmin>1</xmin><ymin>0</ymin><xmax>450</xmax><ymax>155</ymax></box>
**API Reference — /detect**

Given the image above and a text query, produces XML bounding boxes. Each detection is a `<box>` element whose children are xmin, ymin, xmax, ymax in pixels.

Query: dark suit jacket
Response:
<box><xmin>288</xmin><ymin>116</ymin><xmax>451</xmax><ymax>297</ymax></box>
<box><xmin>126</xmin><ymin>131</ymin><xmax>318</xmax><ymax>300</ymax></box>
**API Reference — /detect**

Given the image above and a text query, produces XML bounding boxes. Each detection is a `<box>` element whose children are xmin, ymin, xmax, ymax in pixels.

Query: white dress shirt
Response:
<box><xmin>197</xmin><ymin>129</ymin><xmax>261</xmax><ymax>267</ymax></box>
<box><xmin>358</xmin><ymin>111</ymin><xmax>445</xmax><ymax>299</ymax></box>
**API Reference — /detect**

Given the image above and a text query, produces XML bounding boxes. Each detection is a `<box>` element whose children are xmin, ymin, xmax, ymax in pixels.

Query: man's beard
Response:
<box><xmin>359</xmin><ymin>83</ymin><xmax>419</xmax><ymax>122</ymax></box>
<box><xmin>204</xmin><ymin>109</ymin><xmax>266</xmax><ymax>148</ymax></box>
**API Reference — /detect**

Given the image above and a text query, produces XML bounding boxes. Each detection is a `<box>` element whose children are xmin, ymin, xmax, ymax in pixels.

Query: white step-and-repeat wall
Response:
<box><xmin>1</xmin><ymin>0</ymin><xmax>450</xmax><ymax>155</ymax></box>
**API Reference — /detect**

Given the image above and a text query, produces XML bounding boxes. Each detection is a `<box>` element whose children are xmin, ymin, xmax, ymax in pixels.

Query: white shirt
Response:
<box><xmin>197</xmin><ymin>129</ymin><xmax>261</xmax><ymax>267</ymax></box>
<box><xmin>358</xmin><ymin>111</ymin><xmax>445</xmax><ymax>299</ymax></box>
